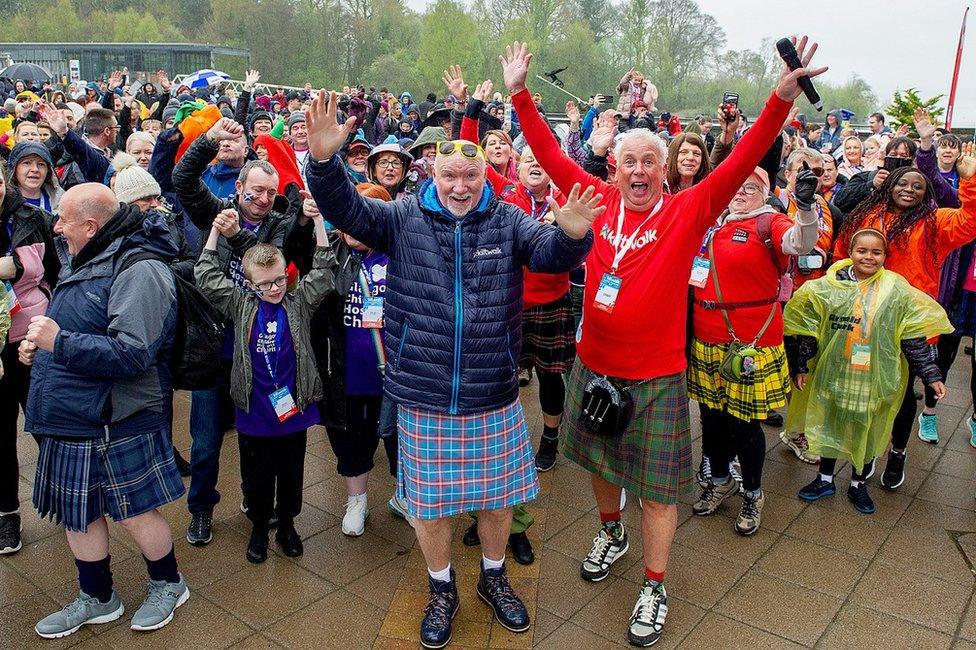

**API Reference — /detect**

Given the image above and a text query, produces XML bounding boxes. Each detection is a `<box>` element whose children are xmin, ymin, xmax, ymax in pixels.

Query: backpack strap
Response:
<box><xmin>756</xmin><ymin>211</ymin><xmax>782</xmax><ymax>275</ymax></box>
<box><xmin>116</xmin><ymin>250</ymin><xmax>163</xmax><ymax>276</ymax></box>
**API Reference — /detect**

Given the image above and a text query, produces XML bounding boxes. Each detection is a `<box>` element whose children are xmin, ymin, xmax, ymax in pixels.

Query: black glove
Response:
<box><xmin>794</xmin><ymin>161</ymin><xmax>819</xmax><ymax>211</ymax></box>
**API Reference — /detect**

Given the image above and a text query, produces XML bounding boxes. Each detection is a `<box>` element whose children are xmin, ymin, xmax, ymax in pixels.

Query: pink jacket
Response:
<box><xmin>9</xmin><ymin>241</ymin><xmax>50</xmax><ymax>342</ymax></box>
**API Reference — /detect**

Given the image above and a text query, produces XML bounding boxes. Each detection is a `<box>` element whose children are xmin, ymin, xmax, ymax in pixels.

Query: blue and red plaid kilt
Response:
<box><xmin>562</xmin><ymin>357</ymin><xmax>693</xmax><ymax>504</ymax></box>
<box><xmin>33</xmin><ymin>428</ymin><xmax>185</xmax><ymax>533</ymax></box>
<box><xmin>397</xmin><ymin>401</ymin><xmax>539</xmax><ymax>520</ymax></box>
<box><xmin>519</xmin><ymin>292</ymin><xmax>576</xmax><ymax>373</ymax></box>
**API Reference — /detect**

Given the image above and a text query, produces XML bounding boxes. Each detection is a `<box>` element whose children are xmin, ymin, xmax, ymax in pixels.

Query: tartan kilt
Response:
<box><xmin>519</xmin><ymin>292</ymin><xmax>576</xmax><ymax>373</ymax></box>
<box><xmin>562</xmin><ymin>357</ymin><xmax>692</xmax><ymax>504</ymax></box>
<box><xmin>397</xmin><ymin>401</ymin><xmax>539</xmax><ymax>520</ymax></box>
<box><xmin>687</xmin><ymin>339</ymin><xmax>790</xmax><ymax>422</ymax></box>
<box><xmin>33</xmin><ymin>428</ymin><xmax>185</xmax><ymax>533</ymax></box>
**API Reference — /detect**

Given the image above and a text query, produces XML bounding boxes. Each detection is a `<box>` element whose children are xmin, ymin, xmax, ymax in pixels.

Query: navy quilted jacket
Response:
<box><xmin>307</xmin><ymin>156</ymin><xmax>593</xmax><ymax>414</ymax></box>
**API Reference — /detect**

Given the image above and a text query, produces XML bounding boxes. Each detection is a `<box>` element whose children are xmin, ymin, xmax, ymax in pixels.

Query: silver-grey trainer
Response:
<box><xmin>35</xmin><ymin>590</ymin><xmax>125</xmax><ymax>639</ymax></box>
<box><xmin>130</xmin><ymin>575</ymin><xmax>189</xmax><ymax>632</ymax></box>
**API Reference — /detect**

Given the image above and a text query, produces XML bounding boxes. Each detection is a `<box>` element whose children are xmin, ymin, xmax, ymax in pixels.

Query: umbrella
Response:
<box><xmin>182</xmin><ymin>69</ymin><xmax>230</xmax><ymax>89</ymax></box>
<box><xmin>0</xmin><ymin>62</ymin><xmax>53</xmax><ymax>82</ymax></box>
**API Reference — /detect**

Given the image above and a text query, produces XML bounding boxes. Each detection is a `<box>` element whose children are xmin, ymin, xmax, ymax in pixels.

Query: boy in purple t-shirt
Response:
<box><xmin>195</xmin><ymin>208</ymin><xmax>336</xmax><ymax>563</ymax></box>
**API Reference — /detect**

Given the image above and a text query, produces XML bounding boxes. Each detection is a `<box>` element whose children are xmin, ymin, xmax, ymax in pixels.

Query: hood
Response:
<box><xmin>71</xmin><ymin>204</ymin><xmax>177</xmax><ymax>271</ymax></box>
<box><xmin>400</xmin><ymin>92</ymin><xmax>412</xmax><ymax>103</ymax></box>
<box><xmin>825</xmin><ymin>109</ymin><xmax>843</xmax><ymax>130</ymax></box>
<box><xmin>206</xmin><ymin>160</ymin><xmax>243</xmax><ymax>182</ymax></box>
<box><xmin>409</xmin><ymin>126</ymin><xmax>447</xmax><ymax>155</ymax></box>
<box><xmin>253</xmin><ymin>134</ymin><xmax>304</xmax><ymax>193</ymax></box>
<box><xmin>417</xmin><ymin>177</ymin><xmax>494</xmax><ymax>223</ymax></box>
<box><xmin>9</xmin><ymin>141</ymin><xmax>62</xmax><ymax>209</ymax></box>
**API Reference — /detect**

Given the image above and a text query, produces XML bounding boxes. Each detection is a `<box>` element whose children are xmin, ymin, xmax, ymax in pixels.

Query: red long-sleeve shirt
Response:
<box><xmin>512</xmin><ymin>88</ymin><xmax>793</xmax><ymax>379</ymax></box>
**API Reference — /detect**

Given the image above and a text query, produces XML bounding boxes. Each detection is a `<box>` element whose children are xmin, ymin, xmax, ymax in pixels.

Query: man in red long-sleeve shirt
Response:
<box><xmin>500</xmin><ymin>38</ymin><xmax>827</xmax><ymax>647</ymax></box>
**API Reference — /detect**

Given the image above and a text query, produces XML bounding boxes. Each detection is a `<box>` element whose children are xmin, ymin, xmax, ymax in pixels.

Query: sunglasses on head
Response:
<box><xmin>436</xmin><ymin>140</ymin><xmax>485</xmax><ymax>161</ymax></box>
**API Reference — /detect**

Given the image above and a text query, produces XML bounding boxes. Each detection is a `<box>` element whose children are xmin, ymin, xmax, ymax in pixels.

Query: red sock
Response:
<box><xmin>644</xmin><ymin>567</ymin><xmax>665</xmax><ymax>583</ymax></box>
<box><xmin>600</xmin><ymin>511</ymin><xmax>621</xmax><ymax>523</ymax></box>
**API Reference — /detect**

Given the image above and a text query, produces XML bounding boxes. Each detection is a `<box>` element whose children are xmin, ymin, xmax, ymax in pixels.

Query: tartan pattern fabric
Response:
<box><xmin>33</xmin><ymin>429</ymin><xmax>185</xmax><ymax>533</ymax></box>
<box><xmin>687</xmin><ymin>339</ymin><xmax>790</xmax><ymax>422</ymax></box>
<box><xmin>519</xmin><ymin>292</ymin><xmax>576</xmax><ymax>373</ymax></box>
<box><xmin>562</xmin><ymin>358</ymin><xmax>692</xmax><ymax>505</ymax></box>
<box><xmin>397</xmin><ymin>401</ymin><xmax>539</xmax><ymax>520</ymax></box>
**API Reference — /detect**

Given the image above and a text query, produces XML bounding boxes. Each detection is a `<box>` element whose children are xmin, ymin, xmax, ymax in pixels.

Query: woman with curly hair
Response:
<box><xmin>831</xmin><ymin>151</ymin><xmax>976</xmax><ymax>491</ymax></box>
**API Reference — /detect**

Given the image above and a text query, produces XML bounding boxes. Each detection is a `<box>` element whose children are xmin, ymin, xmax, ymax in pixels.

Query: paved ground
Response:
<box><xmin>4</xmin><ymin>358</ymin><xmax>976</xmax><ymax>649</ymax></box>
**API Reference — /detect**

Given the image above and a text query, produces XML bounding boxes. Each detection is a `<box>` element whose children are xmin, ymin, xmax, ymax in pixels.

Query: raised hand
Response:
<box><xmin>442</xmin><ymin>65</ymin><xmax>468</xmax><ymax>102</ymax></box>
<box><xmin>774</xmin><ymin>36</ymin><xmax>828</xmax><ymax>103</ymax></box>
<box><xmin>306</xmin><ymin>90</ymin><xmax>358</xmax><ymax>161</ymax></box>
<box><xmin>499</xmin><ymin>41</ymin><xmax>533</xmax><ymax>94</ymax></box>
<box><xmin>565</xmin><ymin>101</ymin><xmax>581</xmax><ymax>127</ymax></box>
<box><xmin>896</xmin><ymin>123</ymin><xmax>911</xmax><ymax>137</ymax></box>
<box><xmin>589</xmin><ymin>111</ymin><xmax>617</xmax><ymax>156</ymax></box>
<box><xmin>299</xmin><ymin>189</ymin><xmax>320</xmax><ymax>225</ymax></box>
<box><xmin>782</xmin><ymin>105</ymin><xmax>801</xmax><ymax>132</ymax></box>
<box><xmin>957</xmin><ymin>142</ymin><xmax>976</xmax><ymax>180</ymax></box>
<box><xmin>914</xmin><ymin>107</ymin><xmax>937</xmax><ymax>145</ymax></box>
<box><xmin>39</xmin><ymin>102</ymin><xmax>68</xmax><ymax>137</ymax></box>
<box><xmin>157</xmin><ymin>69</ymin><xmax>171</xmax><ymax>91</ymax></box>
<box><xmin>549</xmin><ymin>183</ymin><xmax>605</xmax><ymax>240</ymax></box>
<box><xmin>206</xmin><ymin>117</ymin><xmax>244</xmax><ymax>142</ymax></box>
<box><xmin>107</xmin><ymin>70</ymin><xmax>123</xmax><ymax>91</ymax></box>
<box><xmin>472</xmin><ymin>79</ymin><xmax>494</xmax><ymax>103</ymax></box>
<box><xmin>793</xmin><ymin>161</ymin><xmax>819</xmax><ymax>210</ymax></box>
<box><xmin>243</xmin><ymin>69</ymin><xmax>261</xmax><ymax>92</ymax></box>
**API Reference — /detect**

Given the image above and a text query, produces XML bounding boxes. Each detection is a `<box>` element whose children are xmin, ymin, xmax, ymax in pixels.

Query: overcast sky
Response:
<box><xmin>405</xmin><ymin>0</ymin><xmax>974</xmax><ymax>126</ymax></box>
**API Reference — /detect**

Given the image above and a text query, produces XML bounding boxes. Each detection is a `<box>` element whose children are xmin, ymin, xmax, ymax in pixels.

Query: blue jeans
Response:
<box><xmin>187</xmin><ymin>362</ymin><xmax>233</xmax><ymax>514</ymax></box>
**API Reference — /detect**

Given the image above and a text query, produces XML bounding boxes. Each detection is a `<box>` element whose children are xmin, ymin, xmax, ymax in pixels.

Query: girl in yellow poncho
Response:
<box><xmin>783</xmin><ymin>230</ymin><xmax>951</xmax><ymax>514</ymax></box>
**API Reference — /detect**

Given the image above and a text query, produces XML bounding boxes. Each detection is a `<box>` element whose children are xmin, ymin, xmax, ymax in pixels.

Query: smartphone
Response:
<box><xmin>723</xmin><ymin>92</ymin><xmax>739</xmax><ymax>107</ymax></box>
<box><xmin>797</xmin><ymin>254</ymin><xmax>824</xmax><ymax>271</ymax></box>
<box><xmin>883</xmin><ymin>156</ymin><xmax>912</xmax><ymax>172</ymax></box>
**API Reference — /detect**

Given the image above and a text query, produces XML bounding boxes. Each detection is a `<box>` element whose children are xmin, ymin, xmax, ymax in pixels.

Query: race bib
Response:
<box><xmin>362</xmin><ymin>296</ymin><xmax>384</xmax><ymax>329</ymax></box>
<box><xmin>594</xmin><ymin>273</ymin><xmax>622</xmax><ymax>313</ymax></box>
<box><xmin>688</xmin><ymin>256</ymin><xmax>710</xmax><ymax>288</ymax></box>
<box><xmin>851</xmin><ymin>343</ymin><xmax>871</xmax><ymax>371</ymax></box>
<box><xmin>269</xmin><ymin>386</ymin><xmax>298</xmax><ymax>422</ymax></box>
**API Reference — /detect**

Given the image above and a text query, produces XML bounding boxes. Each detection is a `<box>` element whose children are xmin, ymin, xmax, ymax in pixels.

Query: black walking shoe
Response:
<box><xmin>0</xmin><ymin>512</ymin><xmax>22</xmax><ymax>555</ymax></box>
<box><xmin>798</xmin><ymin>477</ymin><xmax>836</xmax><ymax>501</ymax></box>
<box><xmin>509</xmin><ymin>532</ymin><xmax>535</xmax><ymax>565</ymax></box>
<box><xmin>847</xmin><ymin>484</ymin><xmax>876</xmax><ymax>514</ymax></box>
<box><xmin>246</xmin><ymin>527</ymin><xmax>268</xmax><ymax>564</ymax></box>
<box><xmin>420</xmin><ymin>570</ymin><xmax>459</xmax><ymax>649</ymax></box>
<box><xmin>477</xmin><ymin>565</ymin><xmax>530</xmax><ymax>633</ymax></box>
<box><xmin>518</xmin><ymin>367</ymin><xmax>533</xmax><ymax>387</ymax></box>
<box><xmin>275</xmin><ymin>520</ymin><xmax>303</xmax><ymax>557</ymax></box>
<box><xmin>462</xmin><ymin>521</ymin><xmax>480</xmax><ymax>546</ymax></box>
<box><xmin>763</xmin><ymin>411</ymin><xmax>784</xmax><ymax>427</ymax></box>
<box><xmin>880</xmin><ymin>450</ymin><xmax>906</xmax><ymax>490</ymax></box>
<box><xmin>186</xmin><ymin>511</ymin><xmax>213</xmax><ymax>546</ymax></box>
<box><xmin>534</xmin><ymin>435</ymin><xmax>559</xmax><ymax>472</ymax></box>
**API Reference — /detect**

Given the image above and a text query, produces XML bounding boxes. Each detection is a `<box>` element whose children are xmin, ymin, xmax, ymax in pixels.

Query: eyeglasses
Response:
<box><xmin>436</xmin><ymin>140</ymin><xmax>486</xmax><ymax>161</ymax></box>
<box><xmin>251</xmin><ymin>275</ymin><xmax>287</xmax><ymax>293</ymax></box>
<box><xmin>375</xmin><ymin>158</ymin><xmax>403</xmax><ymax>170</ymax></box>
<box><xmin>737</xmin><ymin>183</ymin><xmax>764</xmax><ymax>195</ymax></box>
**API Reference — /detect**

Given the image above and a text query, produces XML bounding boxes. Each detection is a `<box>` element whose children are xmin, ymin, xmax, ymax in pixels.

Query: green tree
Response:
<box><xmin>887</xmin><ymin>87</ymin><xmax>945</xmax><ymax>131</ymax></box>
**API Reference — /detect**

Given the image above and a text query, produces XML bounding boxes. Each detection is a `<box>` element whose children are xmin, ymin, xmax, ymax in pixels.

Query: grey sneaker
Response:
<box><xmin>35</xmin><ymin>590</ymin><xmax>125</xmax><ymax>639</ymax></box>
<box><xmin>734</xmin><ymin>490</ymin><xmax>765</xmax><ymax>536</ymax></box>
<box><xmin>692</xmin><ymin>478</ymin><xmax>740</xmax><ymax>516</ymax></box>
<box><xmin>628</xmin><ymin>581</ymin><xmax>668</xmax><ymax>646</ymax></box>
<box><xmin>130</xmin><ymin>575</ymin><xmax>189</xmax><ymax>632</ymax></box>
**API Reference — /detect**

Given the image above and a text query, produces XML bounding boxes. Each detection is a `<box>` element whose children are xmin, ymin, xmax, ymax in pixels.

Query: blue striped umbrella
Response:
<box><xmin>182</xmin><ymin>69</ymin><xmax>230</xmax><ymax>89</ymax></box>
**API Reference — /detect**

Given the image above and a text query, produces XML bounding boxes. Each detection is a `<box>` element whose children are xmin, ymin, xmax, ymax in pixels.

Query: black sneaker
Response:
<box><xmin>275</xmin><ymin>520</ymin><xmax>303</xmax><ymax>557</ymax></box>
<box><xmin>186</xmin><ymin>511</ymin><xmax>213</xmax><ymax>546</ymax></box>
<box><xmin>508</xmin><ymin>531</ymin><xmax>534</xmax><ymax>566</ymax></box>
<box><xmin>246</xmin><ymin>527</ymin><xmax>268</xmax><ymax>564</ymax></box>
<box><xmin>173</xmin><ymin>448</ymin><xmax>191</xmax><ymax>478</ymax></box>
<box><xmin>862</xmin><ymin>457</ymin><xmax>876</xmax><ymax>481</ymax></box>
<box><xmin>763</xmin><ymin>411</ymin><xmax>784</xmax><ymax>427</ymax></box>
<box><xmin>0</xmin><ymin>512</ymin><xmax>22</xmax><ymax>555</ymax></box>
<box><xmin>462</xmin><ymin>521</ymin><xmax>480</xmax><ymax>546</ymax></box>
<box><xmin>798</xmin><ymin>477</ymin><xmax>836</xmax><ymax>502</ymax></box>
<box><xmin>477</xmin><ymin>564</ymin><xmax>530</xmax><ymax>633</ymax></box>
<box><xmin>535</xmin><ymin>435</ymin><xmax>558</xmax><ymax>472</ymax></box>
<box><xmin>880</xmin><ymin>450</ymin><xmax>906</xmax><ymax>490</ymax></box>
<box><xmin>847</xmin><ymin>484</ymin><xmax>876</xmax><ymax>514</ymax></box>
<box><xmin>420</xmin><ymin>569</ymin><xmax>459</xmax><ymax>649</ymax></box>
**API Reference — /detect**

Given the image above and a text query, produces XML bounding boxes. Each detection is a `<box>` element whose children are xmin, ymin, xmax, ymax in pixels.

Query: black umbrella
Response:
<box><xmin>0</xmin><ymin>62</ymin><xmax>53</xmax><ymax>82</ymax></box>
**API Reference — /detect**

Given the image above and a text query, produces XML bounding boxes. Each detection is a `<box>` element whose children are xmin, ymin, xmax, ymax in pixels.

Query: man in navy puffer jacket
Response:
<box><xmin>307</xmin><ymin>90</ymin><xmax>598</xmax><ymax>648</ymax></box>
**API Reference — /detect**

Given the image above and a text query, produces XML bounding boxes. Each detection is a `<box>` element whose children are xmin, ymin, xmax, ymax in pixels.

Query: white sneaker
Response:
<box><xmin>342</xmin><ymin>493</ymin><xmax>368</xmax><ymax>536</ymax></box>
<box><xmin>620</xmin><ymin>489</ymin><xmax>627</xmax><ymax>511</ymax></box>
<box><xmin>387</xmin><ymin>492</ymin><xmax>416</xmax><ymax>529</ymax></box>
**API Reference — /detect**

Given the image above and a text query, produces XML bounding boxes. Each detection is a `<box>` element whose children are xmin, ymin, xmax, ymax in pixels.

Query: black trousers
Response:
<box><xmin>238</xmin><ymin>430</ymin><xmax>307</xmax><ymax>528</ymax></box>
<box><xmin>700</xmin><ymin>405</ymin><xmax>766</xmax><ymax>492</ymax></box>
<box><xmin>819</xmin><ymin>457</ymin><xmax>872</xmax><ymax>480</ymax></box>
<box><xmin>326</xmin><ymin>395</ymin><xmax>398</xmax><ymax>478</ymax></box>
<box><xmin>0</xmin><ymin>342</ymin><xmax>31</xmax><ymax>512</ymax></box>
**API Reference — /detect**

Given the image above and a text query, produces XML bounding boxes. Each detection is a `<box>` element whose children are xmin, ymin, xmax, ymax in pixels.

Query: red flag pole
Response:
<box><xmin>946</xmin><ymin>6</ymin><xmax>969</xmax><ymax>130</ymax></box>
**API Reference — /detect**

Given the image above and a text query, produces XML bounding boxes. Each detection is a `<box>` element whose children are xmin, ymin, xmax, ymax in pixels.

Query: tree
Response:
<box><xmin>570</xmin><ymin>0</ymin><xmax>618</xmax><ymax>41</ymax></box>
<box><xmin>887</xmin><ymin>87</ymin><xmax>945</xmax><ymax>131</ymax></box>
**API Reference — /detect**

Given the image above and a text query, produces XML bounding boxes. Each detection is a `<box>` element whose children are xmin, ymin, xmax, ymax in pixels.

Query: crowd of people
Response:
<box><xmin>1</xmin><ymin>35</ymin><xmax>974</xmax><ymax>647</ymax></box>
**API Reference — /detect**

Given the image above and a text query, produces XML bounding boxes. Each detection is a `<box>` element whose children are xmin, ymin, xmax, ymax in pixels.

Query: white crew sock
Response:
<box><xmin>428</xmin><ymin>564</ymin><xmax>452</xmax><ymax>583</ymax></box>
<box><xmin>819</xmin><ymin>473</ymin><xmax>833</xmax><ymax>483</ymax></box>
<box><xmin>482</xmin><ymin>554</ymin><xmax>505</xmax><ymax>571</ymax></box>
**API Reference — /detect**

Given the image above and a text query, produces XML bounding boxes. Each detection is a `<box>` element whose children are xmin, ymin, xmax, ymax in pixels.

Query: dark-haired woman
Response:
<box><xmin>666</xmin><ymin>133</ymin><xmax>713</xmax><ymax>193</ymax></box>
<box><xmin>832</xmin><ymin>151</ymin><xmax>976</xmax><ymax>491</ymax></box>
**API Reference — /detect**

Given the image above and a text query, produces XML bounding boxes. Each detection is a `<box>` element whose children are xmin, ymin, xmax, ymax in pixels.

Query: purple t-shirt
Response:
<box><xmin>235</xmin><ymin>300</ymin><xmax>319</xmax><ymax>437</ymax></box>
<box><xmin>344</xmin><ymin>251</ymin><xmax>388</xmax><ymax>396</ymax></box>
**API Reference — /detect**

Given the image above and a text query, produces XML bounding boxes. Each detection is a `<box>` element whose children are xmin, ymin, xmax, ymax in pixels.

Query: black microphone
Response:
<box><xmin>776</xmin><ymin>38</ymin><xmax>823</xmax><ymax>111</ymax></box>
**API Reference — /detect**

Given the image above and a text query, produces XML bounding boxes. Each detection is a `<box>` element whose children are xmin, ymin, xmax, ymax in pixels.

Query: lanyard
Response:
<box><xmin>257</xmin><ymin>305</ymin><xmax>284</xmax><ymax>389</ymax></box>
<box><xmin>610</xmin><ymin>197</ymin><xmax>664</xmax><ymax>273</ymax></box>
<box><xmin>529</xmin><ymin>188</ymin><xmax>554</xmax><ymax>222</ymax></box>
<box><xmin>353</xmin><ymin>254</ymin><xmax>387</xmax><ymax>371</ymax></box>
<box><xmin>353</xmin><ymin>251</ymin><xmax>379</xmax><ymax>296</ymax></box>
<box><xmin>698</xmin><ymin>224</ymin><xmax>722</xmax><ymax>256</ymax></box>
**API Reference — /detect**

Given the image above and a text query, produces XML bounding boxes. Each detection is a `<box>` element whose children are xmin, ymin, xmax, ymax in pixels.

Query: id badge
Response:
<box><xmin>688</xmin><ymin>256</ymin><xmax>710</xmax><ymax>288</ymax></box>
<box><xmin>851</xmin><ymin>343</ymin><xmax>871</xmax><ymax>371</ymax></box>
<box><xmin>269</xmin><ymin>386</ymin><xmax>299</xmax><ymax>422</ymax></box>
<box><xmin>594</xmin><ymin>273</ymin><xmax>622</xmax><ymax>313</ymax></box>
<box><xmin>362</xmin><ymin>296</ymin><xmax>384</xmax><ymax>329</ymax></box>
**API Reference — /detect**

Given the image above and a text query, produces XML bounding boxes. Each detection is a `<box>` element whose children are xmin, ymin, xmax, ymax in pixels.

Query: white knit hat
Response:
<box><xmin>112</xmin><ymin>152</ymin><xmax>161</xmax><ymax>204</ymax></box>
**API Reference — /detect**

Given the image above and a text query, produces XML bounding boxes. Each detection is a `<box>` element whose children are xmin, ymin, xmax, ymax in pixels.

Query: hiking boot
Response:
<box><xmin>477</xmin><ymin>564</ymin><xmax>530</xmax><ymax>633</ymax></box>
<box><xmin>246</xmin><ymin>527</ymin><xmax>268</xmax><ymax>564</ymax></box>
<box><xmin>0</xmin><ymin>511</ymin><xmax>22</xmax><ymax>555</ymax></box>
<box><xmin>628</xmin><ymin>580</ymin><xmax>668</xmax><ymax>647</ymax></box>
<box><xmin>764</xmin><ymin>410</ymin><xmax>784</xmax><ymax>427</ymax></box>
<box><xmin>509</xmin><ymin>531</ymin><xmax>534</xmax><ymax>566</ymax></box>
<box><xmin>130</xmin><ymin>575</ymin><xmax>189</xmax><ymax>631</ymax></box>
<box><xmin>847</xmin><ymin>483</ymin><xmax>876</xmax><ymax>514</ymax></box>
<box><xmin>35</xmin><ymin>591</ymin><xmax>124</xmax><ymax>639</ymax></box>
<box><xmin>580</xmin><ymin>527</ymin><xmax>629</xmax><ymax>582</ymax></box>
<box><xmin>535</xmin><ymin>435</ymin><xmax>558</xmax><ymax>472</ymax></box>
<box><xmin>342</xmin><ymin>493</ymin><xmax>368</xmax><ymax>537</ymax></box>
<box><xmin>275</xmin><ymin>520</ymin><xmax>303</xmax><ymax>557</ymax></box>
<box><xmin>729</xmin><ymin>458</ymin><xmax>743</xmax><ymax>487</ymax></box>
<box><xmin>186</xmin><ymin>511</ymin><xmax>213</xmax><ymax>546</ymax></box>
<box><xmin>420</xmin><ymin>569</ymin><xmax>459</xmax><ymax>649</ymax></box>
<box><xmin>881</xmin><ymin>449</ymin><xmax>907</xmax><ymax>490</ymax></box>
<box><xmin>734</xmin><ymin>490</ymin><xmax>765</xmax><ymax>536</ymax></box>
<box><xmin>917</xmin><ymin>413</ymin><xmax>939</xmax><ymax>444</ymax></box>
<box><xmin>780</xmin><ymin>431</ymin><xmax>819</xmax><ymax>463</ymax></box>
<box><xmin>798</xmin><ymin>477</ymin><xmax>836</xmax><ymax>501</ymax></box>
<box><xmin>692</xmin><ymin>478</ymin><xmax>740</xmax><ymax>516</ymax></box>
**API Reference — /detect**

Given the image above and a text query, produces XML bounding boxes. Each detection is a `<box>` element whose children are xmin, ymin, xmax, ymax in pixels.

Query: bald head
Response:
<box><xmin>55</xmin><ymin>183</ymin><xmax>121</xmax><ymax>255</ymax></box>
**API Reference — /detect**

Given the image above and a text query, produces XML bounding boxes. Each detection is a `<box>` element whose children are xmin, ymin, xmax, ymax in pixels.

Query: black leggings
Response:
<box><xmin>536</xmin><ymin>370</ymin><xmax>565</xmax><ymax>417</ymax></box>
<box><xmin>891</xmin><ymin>336</ymin><xmax>963</xmax><ymax>449</ymax></box>
<box><xmin>819</xmin><ymin>457</ymin><xmax>872</xmax><ymax>481</ymax></box>
<box><xmin>0</xmin><ymin>342</ymin><xmax>30</xmax><ymax>513</ymax></box>
<box><xmin>699</xmin><ymin>405</ymin><xmax>766</xmax><ymax>492</ymax></box>
<box><xmin>326</xmin><ymin>395</ymin><xmax>398</xmax><ymax>477</ymax></box>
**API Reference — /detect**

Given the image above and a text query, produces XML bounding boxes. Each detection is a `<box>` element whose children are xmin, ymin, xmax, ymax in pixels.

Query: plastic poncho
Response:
<box><xmin>783</xmin><ymin>259</ymin><xmax>952</xmax><ymax>468</ymax></box>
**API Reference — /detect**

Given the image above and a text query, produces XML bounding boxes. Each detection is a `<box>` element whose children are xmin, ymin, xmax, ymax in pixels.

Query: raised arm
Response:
<box><xmin>40</xmin><ymin>103</ymin><xmax>110</xmax><ymax>184</ymax></box>
<box><xmin>934</xmin><ymin>144</ymin><xmax>976</xmax><ymax>252</ymax></box>
<box><xmin>173</xmin><ymin>118</ymin><xmax>243</xmax><ymax>230</ymax></box>
<box><xmin>914</xmin><ymin>107</ymin><xmax>960</xmax><ymax>209</ymax></box>
<box><xmin>463</xmin><ymin>80</ymin><xmax>508</xmax><ymax>194</ymax></box>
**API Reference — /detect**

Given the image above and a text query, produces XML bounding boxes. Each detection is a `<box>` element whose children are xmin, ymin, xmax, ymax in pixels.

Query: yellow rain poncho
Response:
<box><xmin>784</xmin><ymin>259</ymin><xmax>952</xmax><ymax>468</ymax></box>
